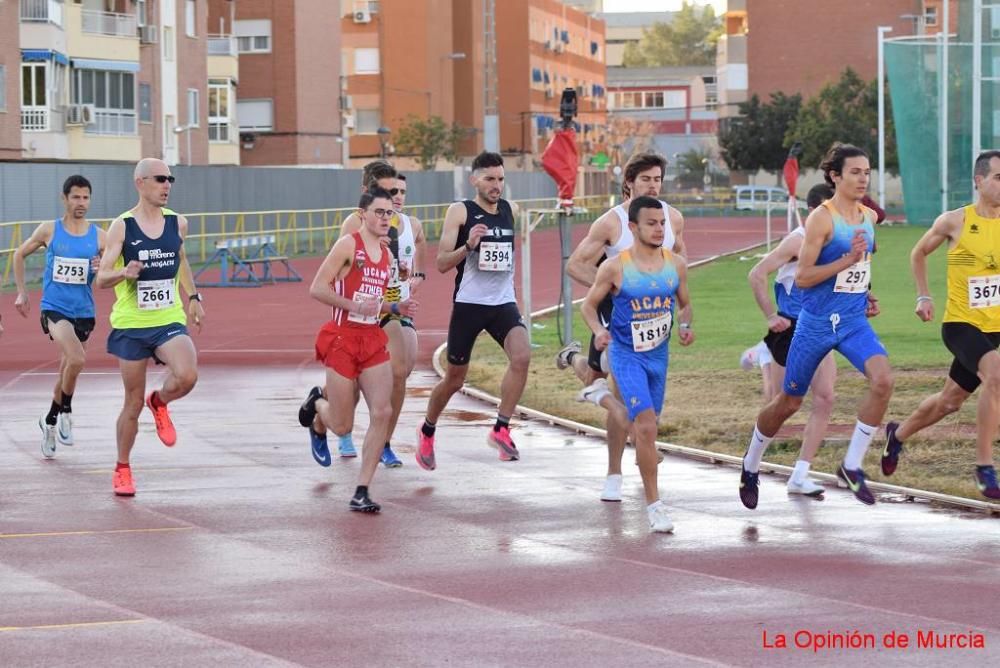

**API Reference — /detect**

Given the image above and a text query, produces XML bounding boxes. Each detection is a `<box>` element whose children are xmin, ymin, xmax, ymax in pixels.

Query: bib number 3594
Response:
<box><xmin>137</xmin><ymin>279</ymin><xmax>176</xmax><ymax>310</ymax></box>
<box><xmin>834</xmin><ymin>256</ymin><xmax>871</xmax><ymax>293</ymax></box>
<box><xmin>478</xmin><ymin>241</ymin><xmax>512</xmax><ymax>271</ymax></box>
<box><xmin>631</xmin><ymin>312</ymin><xmax>672</xmax><ymax>352</ymax></box>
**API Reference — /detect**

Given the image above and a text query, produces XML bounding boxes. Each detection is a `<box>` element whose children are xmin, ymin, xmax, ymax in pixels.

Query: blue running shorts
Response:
<box><xmin>608</xmin><ymin>340</ymin><xmax>669</xmax><ymax>420</ymax></box>
<box><xmin>783</xmin><ymin>311</ymin><xmax>887</xmax><ymax>396</ymax></box>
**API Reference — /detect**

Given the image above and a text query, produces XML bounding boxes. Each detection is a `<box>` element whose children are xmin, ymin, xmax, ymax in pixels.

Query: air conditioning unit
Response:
<box><xmin>353</xmin><ymin>9</ymin><xmax>371</xmax><ymax>23</ymax></box>
<box><xmin>139</xmin><ymin>24</ymin><xmax>158</xmax><ymax>43</ymax></box>
<box><xmin>343</xmin><ymin>114</ymin><xmax>355</xmax><ymax>129</ymax></box>
<box><xmin>67</xmin><ymin>104</ymin><xmax>96</xmax><ymax>125</ymax></box>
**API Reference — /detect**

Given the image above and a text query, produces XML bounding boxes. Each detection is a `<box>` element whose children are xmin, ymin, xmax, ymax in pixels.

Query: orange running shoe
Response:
<box><xmin>113</xmin><ymin>467</ymin><xmax>136</xmax><ymax>496</ymax></box>
<box><xmin>146</xmin><ymin>392</ymin><xmax>177</xmax><ymax>446</ymax></box>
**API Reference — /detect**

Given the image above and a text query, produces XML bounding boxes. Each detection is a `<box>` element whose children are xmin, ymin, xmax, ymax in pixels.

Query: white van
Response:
<box><xmin>734</xmin><ymin>185</ymin><xmax>788</xmax><ymax>211</ymax></box>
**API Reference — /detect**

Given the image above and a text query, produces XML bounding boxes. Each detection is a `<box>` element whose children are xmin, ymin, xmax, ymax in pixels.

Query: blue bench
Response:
<box><xmin>193</xmin><ymin>235</ymin><xmax>302</xmax><ymax>288</ymax></box>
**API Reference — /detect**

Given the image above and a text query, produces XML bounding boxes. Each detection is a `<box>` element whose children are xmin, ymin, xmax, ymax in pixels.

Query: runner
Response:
<box><xmin>13</xmin><ymin>175</ymin><xmax>106</xmax><ymax>458</ymax></box>
<box><xmin>415</xmin><ymin>151</ymin><xmax>528</xmax><ymax>469</ymax></box>
<box><xmin>882</xmin><ymin>149</ymin><xmax>1000</xmax><ymax>499</ymax></box>
<box><xmin>738</xmin><ymin>143</ymin><xmax>892</xmax><ymax>509</ymax></box>
<box><xmin>581</xmin><ymin>195</ymin><xmax>694</xmax><ymax>532</ymax></box>
<box><xmin>299</xmin><ymin>187</ymin><xmax>405</xmax><ymax>512</ymax></box>
<box><xmin>96</xmin><ymin>158</ymin><xmax>205</xmax><ymax>497</ymax></box>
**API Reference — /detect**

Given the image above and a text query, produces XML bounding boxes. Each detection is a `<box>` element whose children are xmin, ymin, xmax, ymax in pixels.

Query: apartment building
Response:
<box><xmin>1</xmin><ymin>1</ymin><xmax>21</xmax><ymax>159</ymax></box>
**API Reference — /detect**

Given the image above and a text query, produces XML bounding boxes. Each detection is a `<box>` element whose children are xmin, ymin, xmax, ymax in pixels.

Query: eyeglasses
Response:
<box><xmin>387</xmin><ymin>188</ymin><xmax>401</xmax><ymax>196</ymax></box>
<box><xmin>370</xmin><ymin>208</ymin><xmax>394</xmax><ymax>219</ymax></box>
<box><xmin>143</xmin><ymin>175</ymin><xmax>176</xmax><ymax>184</ymax></box>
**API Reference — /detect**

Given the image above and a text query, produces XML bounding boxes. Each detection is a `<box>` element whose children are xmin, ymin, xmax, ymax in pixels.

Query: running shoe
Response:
<box><xmin>380</xmin><ymin>444</ymin><xmax>403</xmax><ymax>468</ymax></box>
<box><xmin>601</xmin><ymin>474</ymin><xmax>623</xmax><ymax>502</ymax></box>
<box><xmin>488</xmin><ymin>426</ymin><xmax>520</xmax><ymax>461</ymax></box>
<box><xmin>39</xmin><ymin>417</ymin><xmax>57</xmax><ymax>459</ymax></box>
<box><xmin>739</xmin><ymin>345</ymin><xmax>759</xmax><ymax>371</ymax></box>
<box><xmin>786</xmin><ymin>477</ymin><xmax>824</xmax><ymax>497</ymax></box>
<box><xmin>416</xmin><ymin>426</ymin><xmax>436</xmax><ymax>470</ymax></box>
<box><xmin>575</xmin><ymin>377</ymin><xmax>610</xmax><ymax>405</ymax></box>
<box><xmin>837</xmin><ymin>465</ymin><xmax>876</xmax><ymax>505</ymax></box>
<box><xmin>298</xmin><ymin>386</ymin><xmax>323</xmax><ymax>428</ymax></box>
<box><xmin>555</xmin><ymin>340</ymin><xmax>582</xmax><ymax>370</ymax></box>
<box><xmin>309</xmin><ymin>427</ymin><xmax>331</xmax><ymax>467</ymax></box>
<box><xmin>56</xmin><ymin>412</ymin><xmax>74</xmax><ymax>446</ymax></box>
<box><xmin>881</xmin><ymin>421</ymin><xmax>904</xmax><ymax>476</ymax></box>
<box><xmin>337</xmin><ymin>433</ymin><xmax>357</xmax><ymax>458</ymax></box>
<box><xmin>113</xmin><ymin>467</ymin><xmax>136</xmax><ymax>497</ymax></box>
<box><xmin>739</xmin><ymin>463</ymin><xmax>759</xmax><ymax>509</ymax></box>
<box><xmin>349</xmin><ymin>493</ymin><xmax>381</xmax><ymax>513</ymax></box>
<box><xmin>974</xmin><ymin>465</ymin><xmax>1000</xmax><ymax>499</ymax></box>
<box><xmin>146</xmin><ymin>392</ymin><xmax>176</xmax><ymax>447</ymax></box>
<box><xmin>647</xmin><ymin>503</ymin><xmax>675</xmax><ymax>533</ymax></box>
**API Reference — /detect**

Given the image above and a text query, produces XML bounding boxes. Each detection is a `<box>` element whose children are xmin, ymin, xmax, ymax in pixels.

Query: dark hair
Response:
<box><xmin>627</xmin><ymin>195</ymin><xmax>663</xmax><ymax>224</ymax></box>
<box><xmin>471</xmin><ymin>151</ymin><xmax>504</xmax><ymax>172</ymax></box>
<box><xmin>806</xmin><ymin>183</ymin><xmax>834</xmax><ymax>210</ymax></box>
<box><xmin>819</xmin><ymin>143</ymin><xmax>869</xmax><ymax>187</ymax></box>
<box><xmin>622</xmin><ymin>152</ymin><xmax>667</xmax><ymax>198</ymax></box>
<box><xmin>362</xmin><ymin>160</ymin><xmax>396</xmax><ymax>188</ymax></box>
<box><xmin>359</xmin><ymin>186</ymin><xmax>393</xmax><ymax>210</ymax></box>
<box><xmin>397</xmin><ymin>173</ymin><xmax>406</xmax><ymax>182</ymax></box>
<box><xmin>62</xmin><ymin>174</ymin><xmax>92</xmax><ymax>196</ymax></box>
<box><xmin>974</xmin><ymin>150</ymin><xmax>1000</xmax><ymax>179</ymax></box>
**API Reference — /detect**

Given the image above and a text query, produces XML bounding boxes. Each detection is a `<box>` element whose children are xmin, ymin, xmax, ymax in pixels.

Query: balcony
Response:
<box><xmin>82</xmin><ymin>9</ymin><xmax>137</xmax><ymax>37</ymax></box>
<box><xmin>21</xmin><ymin>107</ymin><xmax>65</xmax><ymax>132</ymax></box>
<box><xmin>207</xmin><ymin>35</ymin><xmax>237</xmax><ymax>56</ymax></box>
<box><xmin>85</xmin><ymin>110</ymin><xmax>137</xmax><ymax>136</ymax></box>
<box><xmin>65</xmin><ymin>3</ymin><xmax>139</xmax><ymax>61</ymax></box>
<box><xmin>20</xmin><ymin>0</ymin><xmax>63</xmax><ymax>26</ymax></box>
<box><xmin>207</xmin><ymin>35</ymin><xmax>239</xmax><ymax>81</ymax></box>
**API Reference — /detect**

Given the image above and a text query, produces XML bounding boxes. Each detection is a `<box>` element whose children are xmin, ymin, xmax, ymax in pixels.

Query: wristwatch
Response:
<box><xmin>188</xmin><ymin>293</ymin><xmax>203</xmax><ymax>303</ymax></box>
<box><xmin>412</xmin><ymin>272</ymin><xmax>426</xmax><ymax>279</ymax></box>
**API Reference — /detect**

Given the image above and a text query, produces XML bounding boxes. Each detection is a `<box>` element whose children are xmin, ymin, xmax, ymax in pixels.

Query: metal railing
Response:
<box><xmin>207</xmin><ymin>35</ymin><xmax>237</xmax><ymax>56</ymax></box>
<box><xmin>85</xmin><ymin>110</ymin><xmax>137</xmax><ymax>136</ymax></box>
<box><xmin>21</xmin><ymin>107</ymin><xmax>50</xmax><ymax>131</ymax></box>
<box><xmin>81</xmin><ymin>9</ymin><xmax>137</xmax><ymax>37</ymax></box>
<box><xmin>208</xmin><ymin>122</ymin><xmax>231</xmax><ymax>142</ymax></box>
<box><xmin>20</xmin><ymin>0</ymin><xmax>63</xmax><ymax>25</ymax></box>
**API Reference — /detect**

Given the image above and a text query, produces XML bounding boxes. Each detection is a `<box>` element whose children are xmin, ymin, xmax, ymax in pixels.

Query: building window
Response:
<box><xmin>72</xmin><ymin>68</ymin><xmax>137</xmax><ymax>136</ymax></box>
<box><xmin>22</xmin><ymin>62</ymin><xmax>47</xmax><ymax>108</ymax></box>
<box><xmin>164</xmin><ymin>26</ymin><xmax>175</xmax><ymax>61</ymax></box>
<box><xmin>0</xmin><ymin>65</ymin><xmax>6</xmax><ymax>111</ymax></box>
<box><xmin>208</xmin><ymin>80</ymin><xmax>231</xmax><ymax>142</ymax></box>
<box><xmin>237</xmin><ymin>98</ymin><xmax>273</xmax><ymax>132</ymax></box>
<box><xmin>354</xmin><ymin>48</ymin><xmax>380</xmax><ymax>74</ymax></box>
<box><xmin>136</xmin><ymin>0</ymin><xmax>147</xmax><ymax>27</ymax></box>
<box><xmin>356</xmin><ymin>109</ymin><xmax>380</xmax><ymax>134</ymax></box>
<box><xmin>235</xmin><ymin>19</ymin><xmax>272</xmax><ymax>53</ymax></box>
<box><xmin>165</xmin><ymin>114</ymin><xmax>176</xmax><ymax>148</ymax></box>
<box><xmin>187</xmin><ymin>88</ymin><xmax>199</xmax><ymax>127</ymax></box>
<box><xmin>925</xmin><ymin>6</ymin><xmax>938</xmax><ymax>27</ymax></box>
<box><xmin>185</xmin><ymin>0</ymin><xmax>196</xmax><ymax>37</ymax></box>
<box><xmin>139</xmin><ymin>82</ymin><xmax>151</xmax><ymax>122</ymax></box>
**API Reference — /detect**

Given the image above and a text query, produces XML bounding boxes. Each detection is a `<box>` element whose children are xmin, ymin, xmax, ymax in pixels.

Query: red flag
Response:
<box><xmin>541</xmin><ymin>129</ymin><xmax>578</xmax><ymax>208</ymax></box>
<box><xmin>783</xmin><ymin>156</ymin><xmax>799</xmax><ymax>195</ymax></box>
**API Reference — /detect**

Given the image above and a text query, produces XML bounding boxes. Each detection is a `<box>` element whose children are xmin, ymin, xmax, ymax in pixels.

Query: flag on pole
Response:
<box><xmin>541</xmin><ymin>128</ymin><xmax>578</xmax><ymax>210</ymax></box>
<box><xmin>784</xmin><ymin>142</ymin><xmax>803</xmax><ymax>230</ymax></box>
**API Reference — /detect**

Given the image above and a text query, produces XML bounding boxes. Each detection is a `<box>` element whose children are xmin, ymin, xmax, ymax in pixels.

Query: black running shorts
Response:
<box><xmin>446</xmin><ymin>302</ymin><xmax>524</xmax><ymax>366</ymax></box>
<box><xmin>587</xmin><ymin>294</ymin><xmax>615</xmax><ymax>372</ymax></box>
<box><xmin>762</xmin><ymin>313</ymin><xmax>797</xmax><ymax>367</ymax></box>
<box><xmin>942</xmin><ymin>321</ymin><xmax>1000</xmax><ymax>393</ymax></box>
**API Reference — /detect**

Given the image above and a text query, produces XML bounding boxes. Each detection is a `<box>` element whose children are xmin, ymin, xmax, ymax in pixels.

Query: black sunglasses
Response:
<box><xmin>144</xmin><ymin>175</ymin><xmax>176</xmax><ymax>184</ymax></box>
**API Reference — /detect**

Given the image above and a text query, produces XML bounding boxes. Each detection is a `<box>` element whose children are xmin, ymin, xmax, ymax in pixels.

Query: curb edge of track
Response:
<box><xmin>431</xmin><ymin>239</ymin><xmax>1000</xmax><ymax>517</ymax></box>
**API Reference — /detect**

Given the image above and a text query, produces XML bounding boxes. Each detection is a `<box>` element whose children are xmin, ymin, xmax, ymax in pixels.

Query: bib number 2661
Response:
<box><xmin>137</xmin><ymin>279</ymin><xmax>175</xmax><ymax>310</ymax></box>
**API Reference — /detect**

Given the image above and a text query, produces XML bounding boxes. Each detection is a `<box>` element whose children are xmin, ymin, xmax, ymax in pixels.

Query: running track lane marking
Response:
<box><xmin>0</xmin><ymin>526</ymin><xmax>193</xmax><ymax>539</ymax></box>
<box><xmin>0</xmin><ymin>619</ymin><xmax>147</xmax><ymax>633</ymax></box>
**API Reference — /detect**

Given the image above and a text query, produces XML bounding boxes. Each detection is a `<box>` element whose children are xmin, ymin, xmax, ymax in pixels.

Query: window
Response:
<box><xmin>208</xmin><ymin>80</ymin><xmax>231</xmax><ymax>142</ymax></box>
<box><xmin>164</xmin><ymin>26</ymin><xmax>174</xmax><ymax>61</ymax></box>
<box><xmin>165</xmin><ymin>114</ymin><xmax>176</xmax><ymax>148</ymax></box>
<box><xmin>185</xmin><ymin>0</ymin><xmax>196</xmax><ymax>37</ymax></box>
<box><xmin>139</xmin><ymin>82</ymin><xmax>151</xmax><ymax>122</ymax></box>
<box><xmin>0</xmin><ymin>65</ymin><xmax>6</xmax><ymax>111</ymax></box>
<box><xmin>136</xmin><ymin>0</ymin><xmax>146</xmax><ymax>27</ymax></box>
<box><xmin>237</xmin><ymin>99</ymin><xmax>273</xmax><ymax>131</ymax></box>
<box><xmin>354</xmin><ymin>48</ymin><xmax>380</xmax><ymax>74</ymax></box>
<box><xmin>235</xmin><ymin>19</ymin><xmax>272</xmax><ymax>53</ymax></box>
<box><xmin>356</xmin><ymin>109</ymin><xmax>379</xmax><ymax>134</ymax></box>
<box><xmin>72</xmin><ymin>68</ymin><xmax>137</xmax><ymax>135</ymax></box>
<box><xmin>186</xmin><ymin>88</ymin><xmax>199</xmax><ymax>127</ymax></box>
<box><xmin>925</xmin><ymin>6</ymin><xmax>938</xmax><ymax>27</ymax></box>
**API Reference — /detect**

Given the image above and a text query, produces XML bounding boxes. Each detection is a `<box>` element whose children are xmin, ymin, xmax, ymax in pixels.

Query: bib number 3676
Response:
<box><xmin>137</xmin><ymin>279</ymin><xmax>175</xmax><ymax>310</ymax></box>
<box><xmin>968</xmin><ymin>275</ymin><xmax>1000</xmax><ymax>309</ymax></box>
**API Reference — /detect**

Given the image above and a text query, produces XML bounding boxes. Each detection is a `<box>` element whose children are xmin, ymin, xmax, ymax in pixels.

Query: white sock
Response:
<box><xmin>606</xmin><ymin>473</ymin><xmax>622</xmax><ymax>482</ymax></box>
<box><xmin>843</xmin><ymin>420</ymin><xmax>877</xmax><ymax>470</ymax></box>
<box><xmin>791</xmin><ymin>459</ymin><xmax>811</xmax><ymax>483</ymax></box>
<box><xmin>588</xmin><ymin>386</ymin><xmax>611</xmax><ymax>406</ymax></box>
<box><xmin>647</xmin><ymin>499</ymin><xmax>663</xmax><ymax>513</ymax></box>
<box><xmin>743</xmin><ymin>424</ymin><xmax>772</xmax><ymax>473</ymax></box>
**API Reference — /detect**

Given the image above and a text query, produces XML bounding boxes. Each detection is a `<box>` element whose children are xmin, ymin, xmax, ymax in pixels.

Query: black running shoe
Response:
<box><xmin>974</xmin><ymin>465</ymin><xmax>1000</xmax><ymax>500</ymax></box>
<box><xmin>298</xmin><ymin>386</ymin><xmax>323</xmax><ymax>427</ymax></box>
<box><xmin>349</xmin><ymin>494</ymin><xmax>381</xmax><ymax>513</ymax></box>
<box><xmin>739</xmin><ymin>465</ymin><xmax>759</xmax><ymax>509</ymax></box>
<box><xmin>881</xmin><ymin>421</ymin><xmax>904</xmax><ymax>476</ymax></box>
<box><xmin>838</xmin><ymin>465</ymin><xmax>876</xmax><ymax>505</ymax></box>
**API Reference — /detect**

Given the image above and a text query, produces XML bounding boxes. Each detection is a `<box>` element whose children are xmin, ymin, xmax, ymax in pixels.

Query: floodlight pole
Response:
<box><xmin>877</xmin><ymin>26</ymin><xmax>892</xmax><ymax>210</ymax></box>
<box><xmin>941</xmin><ymin>0</ymin><xmax>949</xmax><ymax>212</ymax></box>
<box><xmin>972</xmin><ymin>0</ymin><xmax>983</xmax><ymax>175</ymax></box>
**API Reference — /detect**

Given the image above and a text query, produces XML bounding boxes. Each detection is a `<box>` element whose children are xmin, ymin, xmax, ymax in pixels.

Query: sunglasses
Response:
<box><xmin>144</xmin><ymin>175</ymin><xmax>176</xmax><ymax>184</ymax></box>
<box><xmin>369</xmin><ymin>208</ymin><xmax>394</xmax><ymax>219</ymax></box>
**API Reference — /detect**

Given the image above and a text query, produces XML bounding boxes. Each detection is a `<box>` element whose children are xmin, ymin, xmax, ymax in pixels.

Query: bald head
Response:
<box><xmin>134</xmin><ymin>158</ymin><xmax>168</xmax><ymax>180</ymax></box>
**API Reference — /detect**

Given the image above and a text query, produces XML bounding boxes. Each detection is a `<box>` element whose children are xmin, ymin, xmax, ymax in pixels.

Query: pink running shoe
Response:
<box><xmin>416</xmin><ymin>426</ymin><xmax>436</xmax><ymax>470</ymax></box>
<box><xmin>488</xmin><ymin>426</ymin><xmax>520</xmax><ymax>461</ymax></box>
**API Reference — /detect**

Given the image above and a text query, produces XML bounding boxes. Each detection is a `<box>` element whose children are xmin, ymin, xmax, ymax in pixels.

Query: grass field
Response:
<box><xmin>459</xmin><ymin>224</ymin><xmax>996</xmax><ymax>501</ymax></box>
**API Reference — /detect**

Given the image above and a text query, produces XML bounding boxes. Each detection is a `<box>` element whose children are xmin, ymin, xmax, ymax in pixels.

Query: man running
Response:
<box><xmin>739</xmin><ymin>143</ymin><xmax>893</xmax><ymax>508</ymax></box>
<box><xmin>746</xmin><ymin>183</ymin><xmax>836</xmax><ymax>496</ymax></box>
<box><xmin>299</xmin><ymin>187</ymin><xmax>398</xmax><ymax>512</ymax></box>
<box><xmin>96</xmin><ymin>158</ymin><xmax>205</xmax><ymax>497</ymax></box>
<box><xmin>13</xmin><ymin>175</ymin><xmax>106</xmax><ymax>458</ymax></box>
<box><xmin>416</xmin><ymin>151</ymin><xmax>529</xmax><ymax>469</ymax></box>
<box><xmin>560</xmin><ymin>151</ymin><xmax>686</xmax><ymax>501</ymax></box>
<box><xmin>882</xmin><ymin>149</ymin><xmax>1000</xmax><ymax>499</ymax></box>
<box><xmin>581</xmin><ymin>195</ymin><xmax>694</xmax><ymax>532</ymax></box>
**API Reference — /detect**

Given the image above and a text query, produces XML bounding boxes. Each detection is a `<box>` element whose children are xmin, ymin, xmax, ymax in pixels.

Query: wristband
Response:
<box><xmin>412</xmin><ymin>272</ymin><xmax>426</xmax><ymax>279</ymax></box>
<box><xmin>916</xmin><ymin>295</ymin><xmax>933</xmax><ymax>303</ymax></box>
<box><xmin>765</xmin><ymin>312</ymin><xmax>778</xmax><ymax>320</ymax></box>
<box><xmin>391</xmin><ymin>303</ymin><xmax>401</xmax><ymax>316</ymax></box>
<box><xmin>679</xmin><ymin>322</ymin><xmax>691</xmax><ymax>330</ymax></box>
<box><xmin>464</xmin><ymin>240</ymin><xmax>474</xmax><ymax>252</ymax></box>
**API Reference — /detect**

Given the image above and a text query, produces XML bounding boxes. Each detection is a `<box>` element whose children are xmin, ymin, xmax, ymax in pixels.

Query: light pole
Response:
<box><xmin>173</xmin><ymin>124</ymin><xmax>195</xmax><ymax>166</ymax></box>
<box><xmin>439</xmin><ymin>52</ymin><xmax>466</xmax><ymax>117</ymax></box>
<box><xmin>377</xmin><ymin>126</ymin><xmax>391</xmax><ymax>159</ymax></box>
<box><xmin>877</xmin><ymin>25</ymin><xmax>892</xmax><ymax>209</ymax></box>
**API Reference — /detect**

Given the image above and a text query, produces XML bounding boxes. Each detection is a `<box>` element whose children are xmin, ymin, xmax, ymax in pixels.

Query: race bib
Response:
<box><xmin>52</xmin><ymin>256</ymin><xmax>89</xmax><ymax>285</ymax></box>
<box><xmin>968</xmin><ymin>275</ymin><xmax>1000</xmax><ymax>309</ymax></box>
<box><xmin>834</xmin><ymin>255</ymin><xmax>871</xmax><ymax>293</ymax></box>
<box><xmin>137</xmin><ymin>279</ymin><xmax>175</xmax><ymax>310</ymax></box>
<box><xmin>631</xmin><ymin>312</ymin><xmax>672</xmax><ymax>352</ymax></box>
<box><xmin>478</xmin><ymin>241</ymin><xmax>513</xmax><ymax>271</ymax></box>
<box><xmin>347</xmin><ymin>291</ymin><xmax>382</xmax><ymax>324</ymax></box>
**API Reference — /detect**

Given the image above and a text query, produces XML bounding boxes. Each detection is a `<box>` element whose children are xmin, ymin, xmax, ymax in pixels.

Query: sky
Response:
<box><xmin>601</xmin><ymin>0</ymin><xmax>727</xmax><ymax>14</ymax></box>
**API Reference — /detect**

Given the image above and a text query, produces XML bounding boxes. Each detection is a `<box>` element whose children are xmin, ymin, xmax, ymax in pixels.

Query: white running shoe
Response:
<box><xmin>56</xmin><ymin>412</ymin><xmax>73</xmax><ymax>446</ymax></box>
<box><xmin>555</xmin><ymin>341</ymin><xmax>582</xmax><ymax>370</ymax></box>
<box><xmin>739</xmin><ymin>345</ymin><xmax>759</xmax><ymax>371</ymax></box>
<box><xmin>39</xmin><ymin>418</ymin><xmax>57</xmax><ymax>459</ymax></box>
<box><xmin>601</xmin><ymin>474</ymin><xmax>623</xmax><ymax>502</ymax></box>
<box><xmin>787</xmin><ymin>476</ymin><xmax>825</xmax><ymax>497</ymax></box>
<box><xmin>576</xmin><ymin>377</ymin><xmax>610</xmax><ymax>406</ymax></box>
<box><xmin>647</xmin><ymin>503</ymin><xmax>674</xmax><ymax>533</ymax></box>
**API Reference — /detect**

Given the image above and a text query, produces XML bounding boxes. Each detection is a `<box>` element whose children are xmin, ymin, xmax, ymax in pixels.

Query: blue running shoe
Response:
<box><xmin>310</xmin><ymin>427</ymin><xmax>331</xmax><ymax>467</ymax></box>
<box><xmin>380</xmin><ymin>444</ymin><xmax>403</xmax><ymax>468</ymax></box>
<box><xmin>338</xmin><ymin>433</ymin><xmax>357</xmax><ymax>458</ymax></box>
<box><xmin>739</xmin><ymin>464</ymin><xmax>759</xmax><ymax>509</ymax></box>
<box><xmin>838</xmin><ymin>465</ymin><xmax>876</xmax><ymax>505</ymax></box>
<box><xmin>975</xmin><ymin>465</ymin><xmax>1000</xmax><ymax>499</ymax></box>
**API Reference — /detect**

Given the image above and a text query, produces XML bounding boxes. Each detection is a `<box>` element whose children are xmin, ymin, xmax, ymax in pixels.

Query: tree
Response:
<box><xmin>718</xmin><ymin>92</ymin><xmax>802</xmax><ymax>172</ymax></box>
<box><xmin>785</xmin><ymin>68</ymin><xmax>898</xmax><ymax>172</ymax></box>
<box><xmin>393</xmin><ymin>115</ymin><xmax>467</xmax><ymax>170</ymax></box>
<box><xmin>622</xmin><ymin>2</ymin><xmax>721</xmax><ymax>67</ymax></box>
